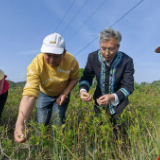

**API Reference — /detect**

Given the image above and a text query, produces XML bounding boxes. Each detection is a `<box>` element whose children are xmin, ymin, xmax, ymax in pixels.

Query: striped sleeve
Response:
<box><xmin>115</xmin><ymin>58</ymin><xmax>134</xmax><ymax>102</ymax></box>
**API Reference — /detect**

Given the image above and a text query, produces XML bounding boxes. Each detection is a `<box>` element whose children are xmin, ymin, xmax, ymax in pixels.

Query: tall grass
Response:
<box><xmin>0</xmin><ymin>86</ymin><xmax>160</xmax><ymax>159</ymax></box>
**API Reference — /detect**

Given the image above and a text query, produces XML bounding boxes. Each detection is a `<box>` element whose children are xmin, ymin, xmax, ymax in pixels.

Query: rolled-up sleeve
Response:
<box><xmin>23</xmin><ymin>64</ymin><xmax>40</xmax><ymax>99</ymax></box>
<box><xmin>70</xmin><ymin>59</ymin><xmax>79</xmax><ymax>80</ymax></box>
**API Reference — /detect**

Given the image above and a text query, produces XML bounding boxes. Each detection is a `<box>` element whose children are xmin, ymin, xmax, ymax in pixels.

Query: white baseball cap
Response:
<box><xmin>41</xmin><ymin>33</ymin><xmax>66</xmax><ymax>54</ymax></box>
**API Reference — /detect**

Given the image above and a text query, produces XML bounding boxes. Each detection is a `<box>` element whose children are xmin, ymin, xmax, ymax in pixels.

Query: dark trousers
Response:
<box><xmin>0</xmin><ymin>91</ymin><xmax>8</xmax><ymax>120</ymax></box>
<box><xmin>94</xmin><ymin>102</ymin><xmax>123</xmax><ymax>139</ymax></box>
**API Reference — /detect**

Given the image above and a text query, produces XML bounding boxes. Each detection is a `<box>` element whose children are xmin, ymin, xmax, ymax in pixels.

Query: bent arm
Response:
<box><xmin>115</xmin><ymin>58</ymin><xmax>134</xmax><ymax>102</ymax></box>
<box><xmin>15</xmin><ymin>96</ymin><xmax>36</xmax><ymax>127</ymax></box>
<box><xmin>64</xmin><ymin>58</ymin><xmax>79</xmax><ymax>95</ymax></box>
<box><xmin>63</xmin><ymin>79</ymin><xmax>78</xmax><ymax>95</ymax></box>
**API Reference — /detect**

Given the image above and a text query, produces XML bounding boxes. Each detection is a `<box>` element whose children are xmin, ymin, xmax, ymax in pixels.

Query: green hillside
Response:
<box><xmin>7</xmin><ymin>80</ymin><xmax>26</xmax><ymax>89</ymax></box>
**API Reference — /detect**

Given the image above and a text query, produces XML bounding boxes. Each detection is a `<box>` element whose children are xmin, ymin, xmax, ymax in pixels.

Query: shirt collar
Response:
<box><xmin>102</xmin><ymin>56</ymin><xmax>113</xmax><ymax>67</ymax></box>
<box><xmin>100</xmin><ymin>50</ymin><xmax>119</xmax><ymax>67</ymax></box>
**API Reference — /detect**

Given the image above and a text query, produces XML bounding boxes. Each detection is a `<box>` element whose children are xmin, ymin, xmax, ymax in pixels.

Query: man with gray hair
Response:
<box><xmin>79</xmin><ymin>28</ymin><xmax>134</xmax><ymax>137</ymax></box>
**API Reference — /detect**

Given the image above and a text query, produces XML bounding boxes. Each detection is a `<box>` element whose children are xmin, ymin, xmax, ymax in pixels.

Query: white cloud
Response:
<box><xmin>19</xmin><ymin>50</ymin><xmax>39</xmax><ymax>55</ymax></box>
<box><xmin>20</xmin><ymin>73</ymin><xmax>27</xmax><ymax>77</ymax></box>
<box><xmin>20</xmin><ymin>73</ymin><xmax>27</xmax><ymax>81</ymax></box>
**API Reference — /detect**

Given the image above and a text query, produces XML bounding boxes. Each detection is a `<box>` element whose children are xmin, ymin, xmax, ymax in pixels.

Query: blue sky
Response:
<box><xmin>1</xmin><ymin>0</ymin><xmax>160</xmax><ymax>83</ymax></box>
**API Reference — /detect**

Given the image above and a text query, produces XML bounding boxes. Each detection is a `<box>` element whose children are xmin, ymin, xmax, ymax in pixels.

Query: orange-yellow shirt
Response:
<box><xmin>23</xmin><ymin>52</ymin><xmax>79</xmax><ymax>98</ymax></box>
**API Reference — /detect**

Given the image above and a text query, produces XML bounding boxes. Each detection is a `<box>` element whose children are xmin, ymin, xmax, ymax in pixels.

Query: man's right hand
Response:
<box><xmin>14</xmin><ymin>125</ymin><xmax>30</xmax><ymax>143</ymax></box>
<box><xmin>80</xmin><ymin>91</ymin><xmax>92</xmax><ymax>101</ymax></box>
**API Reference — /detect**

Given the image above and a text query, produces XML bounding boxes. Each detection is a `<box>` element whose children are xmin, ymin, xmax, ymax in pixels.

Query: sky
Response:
<box><xmin>0</xmin><ymin>0</ymin><xmax>160</xmax><ymax>83</ymax></box>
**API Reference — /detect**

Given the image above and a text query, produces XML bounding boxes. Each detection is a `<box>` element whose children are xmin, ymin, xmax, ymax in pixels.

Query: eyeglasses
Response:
<box><xmin>100</xmin><ymin>47</ymin><xmax>117</xmax><ymax>53</ymax></box>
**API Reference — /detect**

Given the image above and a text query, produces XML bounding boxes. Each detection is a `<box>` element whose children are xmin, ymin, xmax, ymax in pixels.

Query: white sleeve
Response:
<box><xmin>80</xmin><ymin>89</ymin><xmax>88</xmax><ymax>93</ymax></box>
<box><xmin>111</xmin><ymin>93</ymin><xmax>119</xmax><ymax>106</ymax></box>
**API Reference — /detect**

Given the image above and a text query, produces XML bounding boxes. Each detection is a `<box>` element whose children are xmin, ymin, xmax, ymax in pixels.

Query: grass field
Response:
<box><xmin>0</xmin><ymin>85</ymin><xmax>160</xmax><ymax>160</ymax></box>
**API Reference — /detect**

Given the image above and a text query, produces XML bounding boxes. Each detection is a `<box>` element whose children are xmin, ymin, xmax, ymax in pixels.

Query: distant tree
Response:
<box><xmin>16</xmin><ymin>81</ymin><xmax>26</xmax><ymax>88</ymax></box>
<box><xmin>7</xmin><ymin>80</ymin><xmax>26</xmax><ymax>89</ymax></box>
<box><xmin>134</xmin><ymin>81</ymin><xmax>141</xmax><ymax>90</ymax></box>
<box><xmin>140</xmin><ymin>82</ymin><xmax>149</xmax><ymax>87</ymax></box>
<box><xmin>151</xmin><ymin>80</ymin><xmax>160</xmax><ymax>88</ymax></box>
<box><xmin>7</xmin><ymin>80</ymin><xmax>18</xmax><ymax>89</ymax></box>
<box><xmin>79</xmin><ymin>68</ymin><xmax>84</xmax><ymax>79</ymax></box>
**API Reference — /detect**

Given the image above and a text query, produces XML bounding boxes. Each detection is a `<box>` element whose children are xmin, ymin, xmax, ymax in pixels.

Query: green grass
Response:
<box><xmin>0</xmin><ymin>86</ymin><xmax>160</xmax><ymax>160</ymax></box>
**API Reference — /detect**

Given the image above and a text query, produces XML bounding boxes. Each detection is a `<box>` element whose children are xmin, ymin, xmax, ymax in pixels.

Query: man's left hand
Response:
<box><xmin>97</xmin><ymin>94</ymin><xmax>115</xmax><ymax>106</ymax></box>
<box><xmin>56</xmin><ymin>94</ymin><xmax>67</xmax><ymax>106</ymax></box>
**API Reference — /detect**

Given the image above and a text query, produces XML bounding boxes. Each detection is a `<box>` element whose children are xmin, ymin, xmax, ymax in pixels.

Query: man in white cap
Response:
<box><xmin>14</xmin><ymin>33</ymin><xmax>79</xmax><ymax>143</ymax></box>
<box><xmin>155</xmin><ymin>45</ymin><xmax>160</xmax><ymax>53</ymax></box>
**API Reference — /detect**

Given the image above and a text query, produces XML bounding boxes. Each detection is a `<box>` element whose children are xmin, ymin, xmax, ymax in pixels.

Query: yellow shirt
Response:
<box><xmin>23</xmin><ymin>52</ymin><xmax>79</xmax><ymax>98</ymax></box>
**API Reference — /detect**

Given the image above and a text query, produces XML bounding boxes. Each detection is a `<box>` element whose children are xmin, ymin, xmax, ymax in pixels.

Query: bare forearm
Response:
<box><xmin>63</xmin><ymin>79</ymin><xmax>78</xmax><ymax>95</ymax></box>
<box><xmin>15</xmin><ymin>96</ymin><xmax>36</xmax><ymax>127</ymax></box>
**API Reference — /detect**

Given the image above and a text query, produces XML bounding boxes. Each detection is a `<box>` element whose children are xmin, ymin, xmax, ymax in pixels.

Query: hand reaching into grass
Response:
<box><xmin>14</xmin><ymin>124</ymin><xmax>30</xmax><ymax>143</ymax></box>
<box><xmin>14</xmin><ymin>96</ymin><xmax>35</xmax><ymax>143</ymax></box>
<box><xmin>80</xmin><ymin>91</ymin><xmax>92</xmax><ymax>101</ymax></box>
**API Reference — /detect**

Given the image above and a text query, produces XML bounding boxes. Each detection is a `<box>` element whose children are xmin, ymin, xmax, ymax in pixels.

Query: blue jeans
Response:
<box><xmin>36</xmin><ymin>92</ymin><xmax>70</xmax><ymax>126</ymax></box>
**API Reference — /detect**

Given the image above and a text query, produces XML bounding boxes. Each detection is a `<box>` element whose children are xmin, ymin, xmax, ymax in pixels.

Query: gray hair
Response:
<box><xmin>99</xmin><ymin>28</ymin><xmax>122</xmax><ymax>44</ymax></box>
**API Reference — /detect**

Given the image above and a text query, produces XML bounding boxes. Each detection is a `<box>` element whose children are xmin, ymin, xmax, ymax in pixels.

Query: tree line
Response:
<box><xmin>7</xmin><ymin>68</ymin><xmax>160</xmax><ymax>90</ymax></box>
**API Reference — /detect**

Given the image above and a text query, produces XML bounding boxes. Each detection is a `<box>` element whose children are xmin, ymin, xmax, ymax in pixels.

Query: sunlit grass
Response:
<box><xmin>0</xmin><ymin>86</ymin><xmax>160</xmax><ymax>159</ymax></box>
